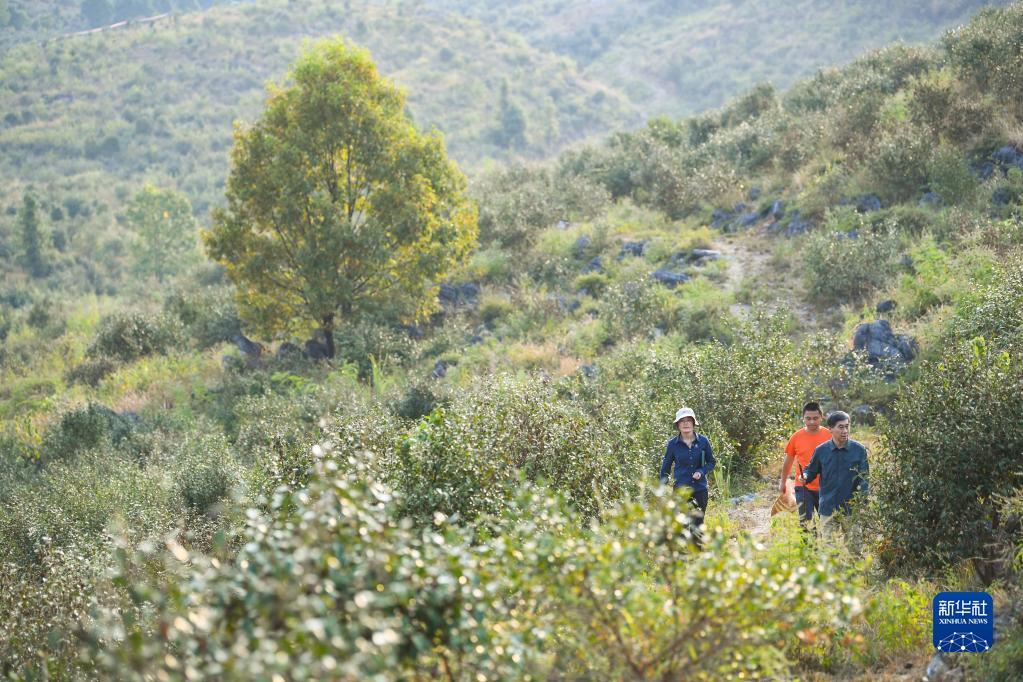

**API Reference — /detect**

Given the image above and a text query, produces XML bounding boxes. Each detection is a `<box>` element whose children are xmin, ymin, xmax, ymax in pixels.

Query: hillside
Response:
<box><xmin>427</xmin><ymin>0</ymin><xmax>1011</xmax><ymax>116</ymax></box>
<box><xmin>3</xmin><ymin>1</ymin><xmax>1023</xmax><ymax>680</ymax></box>
<box><xmin>0</xmin><ymin>0</ymin><xmax>637</xmax><ymax>206</ymax></box>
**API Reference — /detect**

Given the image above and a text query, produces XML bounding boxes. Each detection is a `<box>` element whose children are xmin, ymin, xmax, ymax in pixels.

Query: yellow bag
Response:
<box><xmin>771</xmin><ymin>479</ymin><xmax>797</xmax><ymax>516</ymax></box>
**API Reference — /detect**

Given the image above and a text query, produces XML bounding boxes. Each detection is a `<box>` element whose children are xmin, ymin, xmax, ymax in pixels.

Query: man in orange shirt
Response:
<box><xmin>779</xmin><ymin>401</ymin><xmax>831</xmax><ymax>533</ymax></box>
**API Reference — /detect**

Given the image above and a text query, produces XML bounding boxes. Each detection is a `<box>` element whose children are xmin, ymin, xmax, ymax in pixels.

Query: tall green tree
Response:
<box><xmin>123</xmin><ymin>183</ymin><xmax>198</xmax><ymax>283</ymax></box>
<box><xmin>204</xmin><ymin>40</ymin><xmax>477</xmax><ymax>357</ymax></box>
<box><xmin>17</xmin><ymin>192</ymin><xmax>47</xmax><ymax>278</ymax></box>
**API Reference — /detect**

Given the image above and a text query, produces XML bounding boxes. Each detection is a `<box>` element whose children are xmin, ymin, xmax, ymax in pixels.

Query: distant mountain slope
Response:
<box><xmin>427</xmin><ymin>0</ymin><xmax>1011</xmax><ymax>116</ymax></box>
<box><xmin>0</xmin><ymin>0</ymin><xmax>638</xmax><ymax>216</ymax></box>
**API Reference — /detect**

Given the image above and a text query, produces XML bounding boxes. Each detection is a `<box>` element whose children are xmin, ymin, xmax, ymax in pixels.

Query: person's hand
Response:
<box><xmin>778</xmin><ymin>478</ymin><xmax>786</xmax><ymax>494</ymax></box>
<box><xmin>692</xmin><ymin>471</ymin><xmax>702</xmax><ymax>480</ymax></box>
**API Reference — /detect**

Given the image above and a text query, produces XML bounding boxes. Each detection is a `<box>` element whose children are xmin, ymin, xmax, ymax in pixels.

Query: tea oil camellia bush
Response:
<box><xmin>79</xmin><ymin>449</ymin><xmax>865</xmax><ymax>681</ymax></box>
<box><xmin>873</xmin><ymin>266</ymin><xmax>1023</xmax><ymax>573</ymax></box>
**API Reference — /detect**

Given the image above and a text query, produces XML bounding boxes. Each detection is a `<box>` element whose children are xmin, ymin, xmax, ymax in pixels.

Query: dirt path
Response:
<box><xmin>714</xmin><ymin>233</ymin><xmax>820</xmax><ymax>330</ymax></box>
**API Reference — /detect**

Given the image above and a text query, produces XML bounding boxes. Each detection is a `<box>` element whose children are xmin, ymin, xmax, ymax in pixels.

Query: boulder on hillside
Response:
<box><xmin>842</xmin><ymin>194</ymin><xmax>882</xmax><ymax>213</ymax></box>
<box><xmin>689</xmin><ymin>248</ymin><xmax>722</xmax><ymax>262</ymax></box>
<box><xmin>582</xmin><ymin>255</ymin><xmax>603</xmax><ymax>273</ymax></box>
<box><xmin>304</xmin><ymin>338</ymin><xmax>330</xmax><ymax>361</ymax></box>
<box><xmin>852</xmin><ymin>320</ymin><xmax>917</xmax><ymax>374</ymax></box>
<box><xmin>618</xmin><ymin>241</ymin><xmax>647</xmax><ymax>260</ymax></box>
<box><xmin>573</xmin><ymin>234</ymin><xmax>591</xmax><ymax>255</ymax></box>
<box><xmin>432</xmin><ymin>359</ymin><xmax>451</xmax><ymax>379</ymax></box>
<box><xmin>748</xmin><ymin>186</ymin><xmax>762</xmax><ymax>200</ymax></box>
<box><xmin>992</xmin><ymin>145</ymin><xmax>1023</xmax><ymax>171</ymax></box>
<box><xmin>710</xmin><ymin>208</ymin><xmax>733</xmax><ymax>229</ymax></box>
<box><xmin>276</xmin><ymin>341</ymin><xmax>303</xmax><ymax>361</ymax></box>
<box><xmin>919</xmin><ymin>191</ymin><xmax>942</xmax><ymax>208</ymax></box>
<box><xmin>232</xmin><ymin>333</ymin><xmax>263</xmax><ymax>357</ymax></box>
<box><xmin>875</xmin><ymin>299</ymin><xmax>896</xmax><ymax>314</ymax></box>
<box><xmin>438</xmin><ymin>282</ymin><xmax>480</xmax><ymax>309</ymax></box>
<box><xmin>651</xmin><ymin>269</ymin><xmax>690</xmax><ymax>289</ymax></box>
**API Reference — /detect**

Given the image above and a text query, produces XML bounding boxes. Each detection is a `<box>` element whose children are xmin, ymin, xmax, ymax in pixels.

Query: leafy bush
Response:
<box><xmin>863</xmin><ymin>122</ymin><xmax>932</xmax><ymax>204</ymax></box>
<box><xmin>85</xmin><ymin>311</ymin><xmax>181</xmax><ymax>363</ymax></box>
<box><xmin>389</xmin><ymin>383</ymin><xmax>439</xmax><ymax>421</ymax></box>
<box><xmin>164</xmin><ymin>287</ymin><xmax>241</xmax><ymax>349</ymax></box>
<box><xmin>332</xmin><ymin>320</ymin><xmax>415</xmax><ymax>381</ymax></box>
<box><xmin>64</xmin><ymin>356</ymin><xmax>117</xmax><ymax>387</ymax></box>
<box><xmin>172</xmin><ymin>432</ymin><xmax>239</xmax><ymax>515</ymax></box>
<box><xmin>872</xmin><ymin>337</ymin><xmax>1023</xmax><ymax>573</ymax></box>
<box><xmin>802</xmin><ymin>209</ymin><xmax>901</xmax><ymax>303</ymax></box>
<box><xmin>638</xmin><ymin>314</ymin><xmax>813</xmax><ymax>477</ymax></box>
<box><xmin>926</xmin><ymin>144</ymin><xmax>978</xmax><ymax>206</ymax></box>
<box><xmin>79</xmin><ymin>458</ymin><xmax>863</xmax><ymax>681</ymax></box>
<box><xmin>41</xmin><ymin>402</ymin><xmax>135</xmax><ymax>465</ymax></box>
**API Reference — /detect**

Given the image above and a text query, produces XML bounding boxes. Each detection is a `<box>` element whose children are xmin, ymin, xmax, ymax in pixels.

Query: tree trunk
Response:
<box><xmin>322</xmin><ymin>314</ymin><xmax>335</xmax><ymax>359</ymax></box>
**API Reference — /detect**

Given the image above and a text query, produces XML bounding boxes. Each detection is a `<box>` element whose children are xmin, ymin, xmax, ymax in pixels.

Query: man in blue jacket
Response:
<box><xmin>660</xmin><ymin>407</ymin><xmax>716</xmax><ymax>546</ymax></box>
<box><xmin>801</xmin><ymin>410</ymin><xmax>869</xmax><ymax>540</ymax></box>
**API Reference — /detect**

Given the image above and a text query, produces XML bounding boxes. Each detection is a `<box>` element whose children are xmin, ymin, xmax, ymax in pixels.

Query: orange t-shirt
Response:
<box><xmin>785</xmin><ymin>427</ymin><xmax>832</xmax><ymax>491</ymax></box>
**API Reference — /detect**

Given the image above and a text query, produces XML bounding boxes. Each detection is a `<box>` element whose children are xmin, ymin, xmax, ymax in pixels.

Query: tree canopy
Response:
<box><xmin>204</xmin><ymin>40</ymin><xmax>477</xmax><ymax>357</ymax></box>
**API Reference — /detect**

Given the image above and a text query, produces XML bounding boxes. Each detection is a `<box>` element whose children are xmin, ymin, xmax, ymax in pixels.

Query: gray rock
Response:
<box><xmin>748</xmin><ymin>187</ymin><xmax>762</xmax><ymax>201</ymax></box>
<box><xmin>782</xmin><ymin>210</ymin><xmax>812</xmax><ymax>236</ymax></box>
<box><xmin>618</xmin><ymin>241</ymin><xmax>646</xmax><ymax>260</ymax></box>
<box><xmin>556</xmin><ymin>219</ymin><xmax>571</xmax><ymax>230</ymax></box>
<box><xmin>690</xmin><ymin>249</ymin><xmax>722</xmax><ymax>262</ymax></box>
<box><xmin>762</xmin><ymin>199</ymin><xmax>784</xmax><ymax>220</ymax></box>
<box><xmin>573</xmin><ymin>234</ymin><xmax>591</xmax><ymax>255</ymax></box>
<box><xmin>993</xmin><ymin>187</ymin><xmax>1013</xmax><ymax>206</ymax></box>
<box><xmin>855</xmin><ymin>194</ymin><xmax>882</xmax><ymax>213</ymax></box>
<box><xmin>580</xmin><ymin>364</ymin><xmax>598</xmax><ymax>379</ymax></box>
<box><xmin>710</xmin><ymin>208</ymin><xmax>733</xmax><ymax>229</ymax></box>
<box><xmin>232</xmin><ymin>333</ymin><xmax>263</xmax><ymax>357</ymax></box>
<box><xmin>973</xmin><ymin>160</ymin><xmax>995</xmax><ymax>180</ymax></box>
<box><xmin>923</xmin><ymin>652</ymin><xmax>963</xmax><ymax>682</ymax></box>
<box><xmin>582</xmin><ymin>256</ymin><xmax>603</xmax><ymax>273</ymax></box>
<box><xmin>651</xmin><ymin>269</ymin><xmax>691</xmax><ymax>289</ymax></box>
<box><xmin>992</xmin><ymin>145</ymin><xmax>1023</xmax><ymax>170</ymax></box>
<box><xmin>556</xmin><ymin>296</ymin><xmax>581</xmax><ymax>313</ymax></box>
<box><xmin>875</xmin><ymin>299</ymin><xmax>896</xmax><ymax>314</ymax></box>
<box><xmin>852</xmin><ymin>320</ymin><xmax>917</xmax><ymax>370</ymax></box>
<box><xmin>851</xmin><ymin>404</ymin><xmax>875</xmax><ymax>425</ymax></box>
<box><xmin>276</xmin><ymin>341</ymin><xmax>302</xmax><ymax>361</ymax></box>
<box><xmin>431</xmin><ymin>360</ymin><xmax>450</xmax><ymax>379</ymax></box>
<box><xmin>303</xmin><ymin>339</ymin><xmax>329</xmax><ymax>361</ymax></box>
<box><xmin>900</xmin><ymin>254</ymin><xmax>915</xmax><ymax>269</ymax></box>
<box><xmin>737</xmin><ymin>212</ymin><xmax>759</xmax><ymax>228</ymax></box>
<box><xmin>438</xmin><ymin>282</ymin><xmax>480</xmax><ymax>308</ymax></box>
<box><xmin>919</xmin><ymin>191</ymin><xmax>942</xmax><ymax>208</ymax></box>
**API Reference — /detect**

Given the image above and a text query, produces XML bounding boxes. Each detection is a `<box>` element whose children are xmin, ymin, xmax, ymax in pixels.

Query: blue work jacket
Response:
<box><xmin>660</xmin><ymin>433</ymin><xmax>715</xmax><ymax>491</ymax></box>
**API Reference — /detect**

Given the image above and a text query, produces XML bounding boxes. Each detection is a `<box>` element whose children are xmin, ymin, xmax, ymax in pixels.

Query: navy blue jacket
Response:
<box><xmin>660</xmin><ymin>433</ymin><xmax>715</xmax><ymax>491</ymax></box>
<box><xmin>802</xmin><ymin>438</ymin><xmax>869</xmax><ymax>516</ymax></box>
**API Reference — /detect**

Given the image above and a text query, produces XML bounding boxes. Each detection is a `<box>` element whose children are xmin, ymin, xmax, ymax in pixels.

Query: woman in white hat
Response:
<box><xmin>659</xmin><ymin>407</ymin><xmax>716</xmax><ymax>545</ymax></box>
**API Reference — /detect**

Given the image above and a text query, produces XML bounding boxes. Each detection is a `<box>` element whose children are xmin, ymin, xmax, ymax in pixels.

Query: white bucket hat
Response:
<box><xmin>673</xmin><ymin>407</ymin><xmax>699</xmax><ymax>426</ymax></box>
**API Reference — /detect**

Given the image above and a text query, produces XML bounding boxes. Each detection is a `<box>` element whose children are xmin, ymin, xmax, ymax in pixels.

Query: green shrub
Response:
<box><xmin>872</xmin><ymin>337</ymin><xmax>1023</xmax><ymax>573</ymax></box>
<box><xmin>926</xmin><ymin>144</ymin><xmax>979</xmax><ymax>206</ymax></box>
<box><xmin>79</xmin><ymin>457</ymin><xmax>863</xmax><ymax>681</ymax></box>
<box><xmin>65</xmin><ymin>357</ymin><xmax>117</xmax><ymax>387</ymax></box>
<box><xmin>332</xmin><ymin>320</ymin><xmax>415</xmax><ymax>381</ymax></box>
<box><xmin>573</xmin><ymin>271</ymin><xmax>610</xmax><ymax>297</ymax></box>
<box><xmin>945</xmin><ymin>3</ymin><xmax>1023</xmax><ymax>111</ymax></box>
<box><xmin>639</xmin><ymin>314</ymin><xmax>812</xmax><ymax>477</ymax></box>
<box><xmin>802</xmin><ymin>209</ymin><xmax>901</xmax><ymax>304</ymax></box>
<box><xmin>41</xmin><ymin>402</ymin><xmax>134</xmax><ymax>464</ymax></box>
<box><xmin>863</xmin><ymin>122</ymin><xmax>932</xmax><ymax>204</ymax></box>
<box><xmin>164</xmin><ymin>287</ymin><xmax>241</xmax><ymax>349</ymax></box>
<box><xmin>172</xmin><ymin>432</ymin><xmax>238</xmax><ymax>515</ymax></box>
<box><xmin>85</xmin><ymin>311</ymin><xmax>181</xmax><ymax>363</ymax></box>
<box><xmin>389</xmin><ymin>383</ymin><xmax>438</xmax><ymax>421</ymax></box>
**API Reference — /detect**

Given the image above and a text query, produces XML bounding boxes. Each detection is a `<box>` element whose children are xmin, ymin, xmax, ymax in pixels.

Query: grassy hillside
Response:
<box><xmin>3</xmin><ymin>1</ymin><xmax>1023</xmax><ymax>679</ymax></box>
<box><xmin>0</xmin><ymin>0</ymin><xmax>636</xmax><ymax>202</ymax></box>
<box><xmin>428</xmin><ymin>0</ymin><xmax>1012</xmax><ymax>116</ymax></box>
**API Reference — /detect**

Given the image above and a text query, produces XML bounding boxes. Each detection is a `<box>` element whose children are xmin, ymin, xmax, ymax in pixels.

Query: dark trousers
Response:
<box><xmin>685</xmin><ymin>487</ymin><xmax>709</xmax><ymax>548</ymax></box>
<box><xmin>795</xmin><ymin>486</ymin><xmax>819</xmax><ymax>530</ymax></box>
